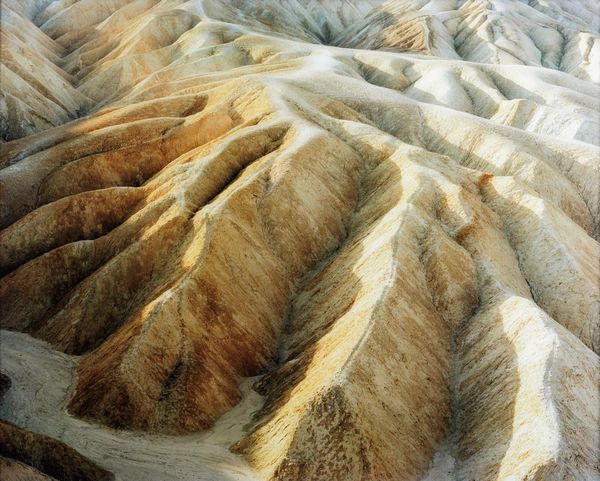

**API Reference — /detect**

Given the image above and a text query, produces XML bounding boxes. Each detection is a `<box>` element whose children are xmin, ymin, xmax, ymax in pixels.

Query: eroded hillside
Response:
<box><xmin>0</xmin><ymin>1</ymin><xmax>599</xmax><ymax>480</ymax></box>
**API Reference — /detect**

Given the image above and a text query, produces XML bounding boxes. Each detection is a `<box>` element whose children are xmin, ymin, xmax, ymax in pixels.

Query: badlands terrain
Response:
<box><xmin>0</xmin><ymin>0</ymin><xmax>599</xmax><ymax>480</ymax></box>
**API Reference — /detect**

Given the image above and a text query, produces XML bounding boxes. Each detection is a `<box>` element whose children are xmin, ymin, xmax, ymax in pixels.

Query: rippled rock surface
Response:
<box><xmin>0</xmin><ymin>1</ymin><xmax>599</xmax><ymax>480</ymax></box>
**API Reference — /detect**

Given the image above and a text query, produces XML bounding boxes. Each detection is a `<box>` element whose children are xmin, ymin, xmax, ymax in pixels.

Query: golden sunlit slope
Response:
<box><xmin>0</xmin><ymin>1</ymin><xmax>599</xmax><ymax>481</ymax></box>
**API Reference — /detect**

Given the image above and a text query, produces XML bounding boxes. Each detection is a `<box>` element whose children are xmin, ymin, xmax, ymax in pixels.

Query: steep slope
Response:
<box><xmin>0</xmin><ymin>1</ymin><xmax>599</xmax><ymax>481</ymax></box>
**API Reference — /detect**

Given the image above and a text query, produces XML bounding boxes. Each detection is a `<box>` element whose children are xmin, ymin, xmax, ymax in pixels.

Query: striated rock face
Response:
<box><xmin>0</xmin><ymin>1</ymin><xmax>599</xmax><ymax>481</ymax></box>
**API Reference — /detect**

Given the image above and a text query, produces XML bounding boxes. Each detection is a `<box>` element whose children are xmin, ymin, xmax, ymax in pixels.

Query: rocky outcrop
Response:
<box><xmin>0</xmin><ymin>375</ymin><xmax>113</xmax><ymax>481</ymax></box>
<box><xmin>0</xmin><ymin>1</ymin><xmax>598</xmax><ymax>481</ymax></box>
<box><xmin>0</xmin><ymin>421</ymin><xmax>114</xmax><ymax>481</ymax></box>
